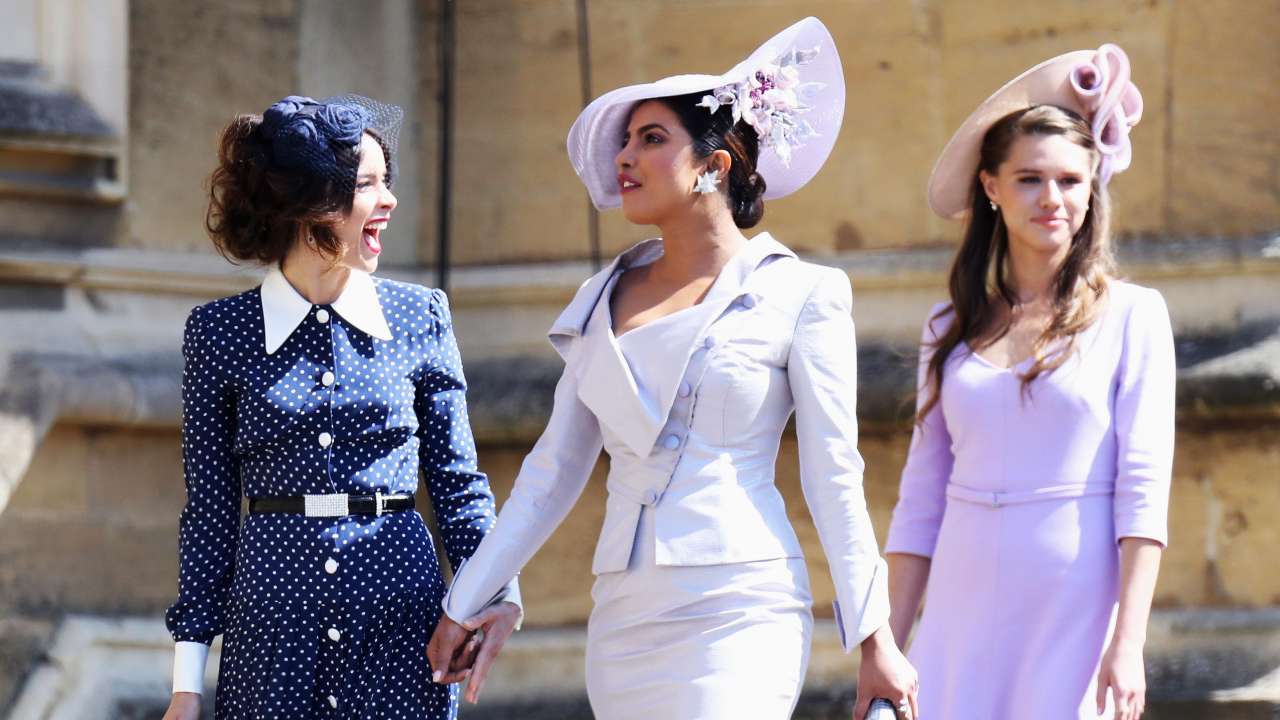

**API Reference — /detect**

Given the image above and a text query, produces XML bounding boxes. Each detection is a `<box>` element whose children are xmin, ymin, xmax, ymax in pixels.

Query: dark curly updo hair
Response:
<box><xmin>653</xmin><ymin>91</ymin><xmax>767</xmax><ymax>228</ymax></box>
<box><xmin>204</xmin><ymin>116</ymin><xmax>391</xmax><ymax>265</ymax></box>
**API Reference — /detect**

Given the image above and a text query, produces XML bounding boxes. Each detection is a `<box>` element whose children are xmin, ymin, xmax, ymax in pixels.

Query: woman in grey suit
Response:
<box><xmin>429</xmin><ymin>17</ymin><xmax>918</xmax><ymax>720</ymax></box>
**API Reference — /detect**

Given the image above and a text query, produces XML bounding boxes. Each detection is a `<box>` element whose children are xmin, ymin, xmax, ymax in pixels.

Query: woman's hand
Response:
<box><xmin>854</xmin><ymin>625</ymin><xmax>919</xmax><ymax>720</ymax></box>
<box><xmin>1096</xmin><ymin>638</ymin><xmax>1146</xmax><ymax>720</ymax></box>
<box><xmin>456</xmin><ymin>601</ymin><xmax>522</xmax><ymax>703</ymax></box>
<box><xmin>426</xmin><ymin>614</ymin><xmax>477</xmax><ymax>684</ymax></box>
<box><xmin>427</xmin><ymin>601</ymin><xmax>523</xmax><ymax>703</ymax></box>
<box><xmin>161</xmin><ymin>692</ymin><xmax>201</xmax><ymax>720</ymax></box>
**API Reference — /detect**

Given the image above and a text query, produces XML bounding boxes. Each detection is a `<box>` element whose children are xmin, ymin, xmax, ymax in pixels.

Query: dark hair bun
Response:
<box><xmin>656</xmin><ymin>92</ymin><xmax>767</xmax><ymax>229</ymax></box>
<box><xmin>731</xmin><ymin>170</ymin><xmax>766</xmax><ymax>229</ymax></box>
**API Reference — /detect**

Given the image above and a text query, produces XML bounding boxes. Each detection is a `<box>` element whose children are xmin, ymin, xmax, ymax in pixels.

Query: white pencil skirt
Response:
<box><xmin>585</xmin><ymin>507</ymin><xmax>814</xmax><ymax>720</ymax></box>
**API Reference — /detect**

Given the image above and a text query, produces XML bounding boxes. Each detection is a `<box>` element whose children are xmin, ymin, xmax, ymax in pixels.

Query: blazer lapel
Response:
<box><xmin>547</xmin><ymin>239</ymin><xmax>663</xmax><ymax>361</ymax></box>
<box><xmin>628</xmin><ymin>233</ymin><xmax>797</xmax><ymax>437</ymax></box>
<box><xmin>546</xmin><ymin>233</ymin><xmax>797</xmax><ymax>458</ymax></box>
<box><xmin>573</xmin><ymin>282</ymin><xmax>668</xmax><ymax>457</ymax></box>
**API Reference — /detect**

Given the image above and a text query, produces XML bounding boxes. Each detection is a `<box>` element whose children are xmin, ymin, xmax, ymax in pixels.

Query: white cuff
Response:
<box><xmin>442</xmin><ymin>558</ymin><xmax>524</xmax><ymax>630</ymax></box>
<box><xmin>173</xmin><ymin>641</ymin><xmax>210</xmax><ymax>694</ymax></box>
<box><xmin>497</xmin><ymin>577</ymin><xmax>524</xmax><ymax>631</ymax></box>
<box><xmin>834</xmin><ymin>557</ymin><xmax>892</xmax><ymax>652</ymax></box>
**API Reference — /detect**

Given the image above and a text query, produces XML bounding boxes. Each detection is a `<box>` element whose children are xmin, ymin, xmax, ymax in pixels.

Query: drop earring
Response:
<box><xmin>694</xmin><ymin>168</ymin><xmax>721</xmax><ymax>194</ymax></box>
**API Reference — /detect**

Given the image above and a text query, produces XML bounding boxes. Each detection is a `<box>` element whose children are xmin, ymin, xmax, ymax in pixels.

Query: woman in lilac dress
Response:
<box><xmin>885</xmin><ymin>46</ymin><xmax>1173</xmax><ymax>720</ymax></box>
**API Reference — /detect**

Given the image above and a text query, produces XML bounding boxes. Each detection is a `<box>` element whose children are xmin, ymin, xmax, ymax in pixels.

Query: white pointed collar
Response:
<box><xmin>261</xmin><ymin>266</ymin><xmax>393</xmax><ymax>354</ymax></box>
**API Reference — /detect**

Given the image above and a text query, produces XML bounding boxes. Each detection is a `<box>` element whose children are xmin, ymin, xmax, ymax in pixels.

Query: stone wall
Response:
<box><xmin>444</xmin><ymin>0</ymin><xmax>1280</xmax><ymax>264</ymax></box>
<box><xmin>56</xmin><ymin>0</ymin><xmax>1280</xmax><ymax>266</ymax></box>
<box><xmin>1</xmin><ymin>0</ymin><xmax>1277</xmax><ymax>714</ymax></box>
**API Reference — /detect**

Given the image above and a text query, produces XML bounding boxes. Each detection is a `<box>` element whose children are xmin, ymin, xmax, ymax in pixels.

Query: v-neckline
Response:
<box><xmin>608</xmin><ymin>249</ymin><xmax>735</xmax><ymax>341</ymax></box>
<box><xmin>962</xmin><ymin>340</ymin><xmax>1037</xmax><ymax>373</ymax></box>
<box><xmin>613</xmin><ymin>301</ymin><xmax>697</xmax><ymax>342</ymax></box>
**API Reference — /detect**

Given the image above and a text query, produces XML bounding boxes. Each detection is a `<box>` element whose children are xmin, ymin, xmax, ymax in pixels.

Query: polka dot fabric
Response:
<box><xmin>165</xmin><ymin>278</ymin><xmax>500</xmax><ymax>719</ymax></box>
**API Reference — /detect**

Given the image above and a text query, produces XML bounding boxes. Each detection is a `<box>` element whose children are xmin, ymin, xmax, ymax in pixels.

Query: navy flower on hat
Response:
<box><xmin>272</xmin><ymin>114</ymin><xmax>324</xmax><ymax>169</ymax></box>
<box><xmin>315</xmin><ymin>103</ymin><xmax>370</xmax><ymax>146</ymax></box>
<box><xmin>261</xmin><ymin>95</ymin><xmax>315</xmax><ymax>137</ymax></box>
<box><xmin>254</xmin><ymin>94</ymin><xmax>394</xmax><ymax>191</ymax></box>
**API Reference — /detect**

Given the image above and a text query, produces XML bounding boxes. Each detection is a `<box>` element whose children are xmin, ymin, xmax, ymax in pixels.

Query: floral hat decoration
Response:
<box><xmin>566</xmin><ymin>17</ymin><xmax>845</xmax><ymax>210</ymax></box>
<box><xmin>256</xmin><ymin>94</ymin><xmax>404</xmax><ymax>193</ymax></box>
<box><xmin>927</xmin><ymin>43</ymin><xmax>1144</xmax><ymax>220</ymax></box>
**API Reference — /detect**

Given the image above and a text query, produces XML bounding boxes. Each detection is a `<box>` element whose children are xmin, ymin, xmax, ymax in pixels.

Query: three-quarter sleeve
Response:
<box><xmin>165</xmin><ymin>306</ymin><xmax>243</xmax><ymax>693</ymax></box>
<box><xmin>786</xmin><ymin>268</ymin><xmax>889</xmax><ymax>652</ymax></box>
<box><xmin>414</xmin><ymin>289</ymin><xmax>520</xmax><ymax>609</ymax></box>
<box><xmin>1112</xmin><ymin>289</ymin><xmax>1175</xmax><ymax>546</ymax></box>
<box><xmin>885</xmin><ymin>303</ymin><xmax>956</xmax><ymax>559</ymax></box>
<box><xmin>443</xmin><ymin>360</ymin><xmax>603</xmax><ymax>623</ymax></box>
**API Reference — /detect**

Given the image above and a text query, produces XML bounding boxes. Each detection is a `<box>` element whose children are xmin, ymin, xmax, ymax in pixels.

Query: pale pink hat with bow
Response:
<box><xmin>928</xmin><ymin>43</ymin><xmax>1144</xmax><ymax>220</ymax></box>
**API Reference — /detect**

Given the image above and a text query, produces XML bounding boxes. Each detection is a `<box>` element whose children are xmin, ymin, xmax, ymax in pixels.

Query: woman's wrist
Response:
<box><xmin>1108</xmin><ymin>631</ymin><xmax>1146</xmax><ymax>652</ymax></box>
<box><xmin>859</xmin><ymin>624</ymin><xmax>895</xmax><ymax>656</ymax></box>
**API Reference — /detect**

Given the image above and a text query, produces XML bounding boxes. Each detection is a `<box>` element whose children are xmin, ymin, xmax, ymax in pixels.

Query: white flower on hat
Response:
<box><xmin>697</xmin><ymin>45</ymin><xmax>826</xmax><ymax>168</ymax></box>
<box><xmin>566</xmin><ymin>17</ymin><xmax>845</xmax><ymax>211</ymax></box>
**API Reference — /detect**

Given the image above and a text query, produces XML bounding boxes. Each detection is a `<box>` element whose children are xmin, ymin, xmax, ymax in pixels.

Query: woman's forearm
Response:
<box><xmin>1112</xmin><ymin>537</ymin><xmax>1163</xmax><ymax>647</ymax></box>
<box><xmin>887</xmin><ymin>552</ymin><xmax>931</xmax><ymax>649</ymax></box>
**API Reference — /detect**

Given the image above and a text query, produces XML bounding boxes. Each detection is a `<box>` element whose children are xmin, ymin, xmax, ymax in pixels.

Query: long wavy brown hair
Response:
<box><xmin>918</xmin><ymin>105</ymin><xmax>1116</xmax><ymax>423</ymax></box>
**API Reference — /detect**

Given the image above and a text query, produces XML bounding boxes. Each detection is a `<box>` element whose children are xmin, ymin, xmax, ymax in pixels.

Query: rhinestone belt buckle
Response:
<box><xmin>304</xmin><ymin>493</ymin><xmax>350</xmax><ymax>517</ymax></box>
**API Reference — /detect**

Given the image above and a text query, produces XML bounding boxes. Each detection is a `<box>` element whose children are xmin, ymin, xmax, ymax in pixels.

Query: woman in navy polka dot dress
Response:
<box><xmin>161</xmin><ymin>95</ymin><xmax>521</xmax><ymax>720</ymax></box>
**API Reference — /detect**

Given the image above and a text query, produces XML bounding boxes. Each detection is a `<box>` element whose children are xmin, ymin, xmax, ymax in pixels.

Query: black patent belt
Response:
<box><xmin>248</xmin><ymin>492</ymin><xmax>415</xmax><ymax>517</ymax></box>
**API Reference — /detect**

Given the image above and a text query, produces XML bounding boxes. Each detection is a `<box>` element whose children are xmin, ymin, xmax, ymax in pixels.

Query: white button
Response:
<box><xmin>327</xmin><ymin>627</ymin><xmax>341</xmax><ymax>642</ymax></box>
<box><xmin>316</xmin><ymin>309</ymin><xmax>330</xmax><ymax>324</ymax></box>
<box><xmin>324</xmin><ymin>557</ymin><xmax>339</xmax><ymax>574</ymax></box>
<box><xmin>678</xmin><ymin>382</ymin><xmax>692</xmax><ymax>398</ymax></box>
<box><xmin>318</xmin><ymin>432</ymin><xmax>333</xmax><ymax>448</ymax></box>
<box><xmin>741</xmin><ymin>295</ymin><xmax>757</xmax><ymax>308</ymax></box>
<box><xmin>327</xmin><ymin>695</ymin><xmax>338</xmax><ymax>708</ymax></box>
<box><xmin>663</xmin><ymin>434</ymin><xmax>680</xmax><ymax>450</ymax></box>
<box><xmin>642</xmin><ymin>489</ymin><xmax>659</xmax><ymax>505</ymax></box>
<box><xmin>321</xmin><ymin>371</ymin><xmax>335</xmax><ymax>387</ymax></box>
<box><xmin>703</xmin><ymin>336</ymin><xmax>716</xmax><ymax>349</ymax></box>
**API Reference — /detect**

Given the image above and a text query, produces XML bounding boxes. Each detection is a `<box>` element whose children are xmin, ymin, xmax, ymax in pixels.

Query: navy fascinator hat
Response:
<box><xmin>255</xmin><ymin>94</ymin><xmax>403</xmax><ymax>193</ymax></box>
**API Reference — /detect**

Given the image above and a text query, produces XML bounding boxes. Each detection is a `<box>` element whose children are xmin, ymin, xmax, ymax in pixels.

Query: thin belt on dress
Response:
<box><xmin>945</xmin><ymin>482</ymin><xmax>1112</xmax><ymax>508</ymax></box>
<box><xmin>248</xmin><ymin>492</ymin><xmax>415</xmax><ymax>517</ymax></box>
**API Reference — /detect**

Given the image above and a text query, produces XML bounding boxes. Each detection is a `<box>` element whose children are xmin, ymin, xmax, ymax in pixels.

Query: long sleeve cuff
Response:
<box><xmin>832</xmin><ymin>557</ymin><xmax>891</xmax><ymax>652</ymax></box>
<box><xmin>173</xmin><ymin>641</ymin><xmax>210</xmax><ymax>694</ymax></box>
<box><xmin>884</xmin><ymin>524</ymin><xmax>939</xmax><ymax>559</ymax></box>
<box><xmin>495</xmin><ymin>576</ymin><xmax>524</xmax><ymax>631</ymax></box>
<box><xmin>443</xmin><ymin>557</ymin><xmax>525</xmax><ymax>630</ymax></box>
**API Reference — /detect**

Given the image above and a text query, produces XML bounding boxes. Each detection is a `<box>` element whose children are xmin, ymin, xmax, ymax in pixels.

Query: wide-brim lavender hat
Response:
<box><xmin>928</xmin><ymin>43</ymin><xmax>1144</xmax><ymax>220</ymax></box>
<box><xmin>567</xmin><ymin>16</ymin><xmax>845</xmax><ymax>211</ymax></box>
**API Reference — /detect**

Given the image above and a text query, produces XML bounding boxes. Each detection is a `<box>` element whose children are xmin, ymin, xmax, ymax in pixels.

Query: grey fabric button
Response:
<box><xmin>642</xmin><ymin>489</ymin><xmax>659</xmax><ymax>505</ymax></box>
<box><xmin>328</xmin><ymin>627</ymin><xmax>341</xmax><ymax>642</ymax></box>
<box><xmin>663</xmin><ymin>434</ymin><xmax>680</xmax><ymax>450</ymax></box>
<box><xmin>741</xmin><ymin>295</ymin><xmax>757</xmax><ymax>309</ymax></box>
<box><xmin>678</xmin><ymin>382</ymin><xmax>692</xmax><ymax>398</ymax></box>
<box><xmin>324</xmin><ymin>557</ymin><xmax>339</xmax><ymax>574</ymax></box>
<box><xmin>327</xmin><ymin>695</ymin><xmax>338</xmax><ymax>708</ymax></box>
<box><xmin>316</xmin><ymin>309</ymin><xmax>330</xmax><ymax>324</ymax></box>
<box><xmin>321</xmin><ymin>371</ymin><xmax>335</xmax><ymax>387</ymax></box>
<box><xmin>318</xmin><ymin>432</ymin><xmax>333</xmax><ymax>448</ymax></box>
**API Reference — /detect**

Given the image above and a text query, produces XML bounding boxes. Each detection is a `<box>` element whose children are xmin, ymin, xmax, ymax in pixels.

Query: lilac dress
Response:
<box><xmin>885</xmin><ymin>282</ymin><xmax>1175</xmax><ymax>720</ymax></box>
